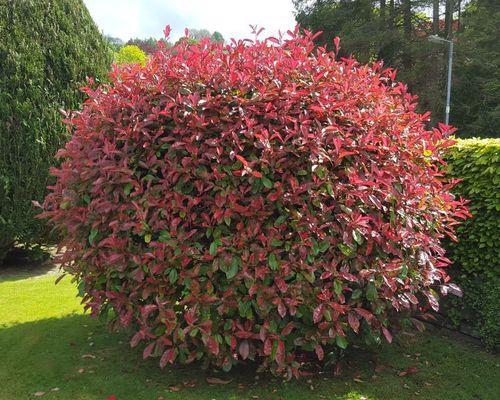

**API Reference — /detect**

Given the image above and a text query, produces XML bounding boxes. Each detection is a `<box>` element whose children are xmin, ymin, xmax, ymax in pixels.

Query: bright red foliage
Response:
<box><xmin>41</xmin><ymin>27</ymin><xmax>468</xmax><ymax>378</ymax></box>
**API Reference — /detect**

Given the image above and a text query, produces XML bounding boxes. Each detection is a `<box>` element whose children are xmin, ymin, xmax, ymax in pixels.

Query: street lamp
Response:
<box><xmin>428</xmin><ymin>34</ymin><xmax>454</xmax><ymax>125</ymax></box>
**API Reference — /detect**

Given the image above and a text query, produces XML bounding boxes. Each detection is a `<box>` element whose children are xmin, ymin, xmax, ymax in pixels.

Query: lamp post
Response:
<box><xmin>428</xmin><ymin>34</ymin><xmax>454</xmax><ymax>125</ymax></box>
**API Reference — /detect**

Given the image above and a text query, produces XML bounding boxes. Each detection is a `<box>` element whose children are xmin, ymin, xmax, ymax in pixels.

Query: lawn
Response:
<box><xmin>0</xmin><ymin>273</ymin><xmax>498</xmax><ymax>400</ymax></box>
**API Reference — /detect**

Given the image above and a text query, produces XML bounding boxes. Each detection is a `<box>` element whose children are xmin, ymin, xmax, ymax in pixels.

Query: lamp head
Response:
<box><xmin>428</xmin><ymin>34</ymin><xmax>449</xmax><ymax>44</ymax></box>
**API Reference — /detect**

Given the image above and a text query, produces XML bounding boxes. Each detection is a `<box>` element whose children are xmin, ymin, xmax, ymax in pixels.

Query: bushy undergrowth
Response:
<box><xmin>41</xmin><ymin>27</ymin><xmax>468</xmax><ymax>377</ymax></box>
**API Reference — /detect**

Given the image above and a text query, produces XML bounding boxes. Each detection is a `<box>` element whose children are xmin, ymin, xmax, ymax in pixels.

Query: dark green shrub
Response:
<box><xmin>444</xmin><ymin>138</ymin><xmax>500</xmax><ymax>348</ymax></box>
<box><xmin>0</xmin><ymin>0</ymin><xmax>111</xmax><ymax>262</ymax></box>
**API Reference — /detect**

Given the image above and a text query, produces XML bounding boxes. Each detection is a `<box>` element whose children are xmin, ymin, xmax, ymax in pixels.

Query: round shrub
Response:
<box><xmin>0</xmin><ymin>0</ymin><xmax>111</xmax><ymax>262</ymax></box>
<box><xmin>41</xmin><ymin>28</ymin><xmax>468</xmax><ymax>377</ymax></box>
<box><xmin>114</xmin><ymin>45</ymin><xmax>147</xmax><ymax>66</ymax></box>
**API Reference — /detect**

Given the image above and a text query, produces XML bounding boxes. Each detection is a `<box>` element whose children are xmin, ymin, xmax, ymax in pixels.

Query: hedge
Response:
<box><xmin>444</xmin><ymin>138</ymin><xmax>500</xmax><ymax>348</ymax></box>
<box><xmin>0</xmin><ymin>0</ymin><xmax>111</xmax><ymax>262</ymax></box>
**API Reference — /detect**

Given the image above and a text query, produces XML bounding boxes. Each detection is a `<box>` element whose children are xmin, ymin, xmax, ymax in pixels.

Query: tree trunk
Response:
<box><xmin>380</xmin><ymin>0</ymin><xmax>386</xmax><ymax>25</ymax></box>
<box><xmin>389</xmin><ymin>0</ymin><xmax>395</xmax><ymax>28</ymax></box>
<box><xmin>433</xmin><ymin>0</ymin><xmax>440</xmax><ymax>34</ymax></box>
<box><xmin>444</xmin><ymin>0</ymin><xmax>454</xmax><ymax>39</ymax></box>
<box><xmin>402</xmin><ymin>0</ymin><xmax>412</xmax><ymax>39</ymax></box>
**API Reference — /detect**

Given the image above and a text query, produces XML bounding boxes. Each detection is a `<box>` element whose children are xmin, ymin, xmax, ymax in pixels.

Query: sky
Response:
<box><xmin>83</xmin><ymin>0</ymin><xmax>297</xmax><ymax>43</ymax></box>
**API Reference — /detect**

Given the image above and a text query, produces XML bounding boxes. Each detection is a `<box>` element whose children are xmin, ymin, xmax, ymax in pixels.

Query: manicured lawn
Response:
<box><xmin>0</xmin><ymin>273</ymin><xmax>498</xmax><ymax>400</ymax></box>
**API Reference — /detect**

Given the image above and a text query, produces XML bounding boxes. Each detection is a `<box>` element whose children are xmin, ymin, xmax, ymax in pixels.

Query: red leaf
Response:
<box><xmin>347</xmin><ymin>313</ymin><xmax>360</xmax><ymax>333</ymax></box>
<box><xmin>235</xmin><ymin>155</ymin><xmax>248</xmax><ymax>167</ymax></box>
<box><xmin>263</xmin><ymin>338</ymin><xmax>273</xmax><ymax>356</ymax></box>
<box><xmin>275</xmin><ymin>340</ymin><xmax>285</xmax><ymax>364</ymax></box>
<box><xmin>130</xmin><ymin>331</ymin><xmax>143</xmax><ymax>348</ymax></box>
<box><xmin>315</xmin><ymin>344</ymin><xmax>324</xmax><ymax>361</ymax></box>
<box><xmin>275</xmin><ymin>276</ymin><xmax>287</xmax><ymax>293</ymax></box>
<box><xmin>381</xmin><ymin>327</ymin><xmax>393</xmax><ymax>343</ymax></box>
<box><xmin>207</xmin><ymin>337</ymin><xmax>220</xmax><ymax>356</ymax></box>
<box><xmin>143</xmin><ymin>342</ymin><xmax>155</xmax><ymax>359</ymax></box>
<box><xmin>355</xmin><ymin>308</ymin><xmax>373</xmax><ymax>321</ymax></box>
<box><xmin>159</xmin><ymin>348</ymin><xmax>175</xmax><ymax>368</ymax></box>
<box><xmin>277</xmin><ymin>301</ymin><xmax>286</xmax><ymax>318</ymax></box>
<box><xmin>313</xmin><ymin>304</ymin><xmax>324</xmax><ymax>324</ymax></box>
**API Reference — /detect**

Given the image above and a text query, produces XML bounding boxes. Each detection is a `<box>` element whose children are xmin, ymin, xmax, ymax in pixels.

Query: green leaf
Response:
<box><xmin>262</xmin><ymin>177</ymin><xmax>273</xmax><ymax>188</ymax></box>
<box><xmin>226</xmin><ymin>258</ymin><xmax>239</xmax><ymax>279</ymax></box>
<box><xmin>366</xmin><ymin>282</ymin><xmax>378</xmax><ymax>301</ymax></box>
<box><xmin>319</xmin><ymin>241</ymin><xmax>330</xmax><ymax>253</ymax></box>
<box><xmin>209</xmin><ymin>241</ymin><xmax>218</xmax><ymax>255</ymax></box>
<box><xmin>271</xmin><ymin>238</ymin><xmax>283</xmax><ymax>247</ymax></box>
<box><xmin>333</xmin><ymin>280</ymin><xmax>342</xmax><ymax>296</ymax></box>
<box><xmin>336</xmin><ymin>335</ymin><xmax>348</xmax><ymax>349</ymax></box>
<box><xmin>275</xmin><ymin>215</ymin><xmax>288</xmax><ymax>226</ymax></box>
<box><xmin>268</xmin><ymin>253</ymin><xmax>279</xmax><ymax>270</ymax></box>
<box><xmin>124</xmin><ymin>183</ymin><xmax>133</xmax><ymax>196</ymax></box>
<box><xmin>325</xmin><ymin>182</ymin><xmax>334</xmax><ymax>196</ymax></box>
<box><xmin>302</xmin><ymin>271</ymin><xmax>315</xmax><ymax>284</ymax></box>
<box><xmin>352</xmin><ymin>229</ymin><xmax>364</xmax><ymax>245</ymax></box>
<box><xmin>158</xmin><ymin>231</ymin><xmax>171</xmax><ymax>242</ymax></box>
<box><xmin>338</xmin><ymin>243</ymin><xmax>353</xmax><ymax>257</ymax></box>
<box><xmin>88</xmin><ymin>228</ymin><xmax>98</xmax><ymax>246</ymax></box>
<box><xmin>77</xmin><ymin>280</ymin><xmax>86</xmax><ymax>297</ymax></box>
<box><xmin>189</xmin><ymin>328</ymin><xmax>199</xmax><ymax>337</ymax></box>
<box><xmin>144</xmin><ymin>233</ymin><xmax>152</xmax><ymax>243</ymax></box>
<box><xmin>169</xmin><ymin>269</ymin><xmax>178</xmax><ymax>284</ymax></box>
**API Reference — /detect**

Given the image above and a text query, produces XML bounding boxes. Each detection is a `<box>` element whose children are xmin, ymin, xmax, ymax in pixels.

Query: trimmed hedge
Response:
<box><xmin>444</xmin><ymin>138</ymin><xmax>500</xmax><ymax>348</ymax></box>
<box><xmin>0</xmin><ymin>0</ymin><xmax>111</xmax><ymax>262</ymax></box>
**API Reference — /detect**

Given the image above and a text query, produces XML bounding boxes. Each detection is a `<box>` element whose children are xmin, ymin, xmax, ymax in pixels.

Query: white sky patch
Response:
<box><xmin>83</xmin><ymin>0</ymin><xmax>297</xmax><ymax>42</ymax></box>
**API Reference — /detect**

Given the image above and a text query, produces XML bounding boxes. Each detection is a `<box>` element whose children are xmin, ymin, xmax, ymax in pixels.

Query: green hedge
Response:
<box><xmin>444</xmin><ymin>138</ymin><xmax>500</xmax><ymax>348</ymax></box>
<box><xmin>0</xmin><ymin>0</ymin><xmax>111</xmax><ymax>262</ymax></box>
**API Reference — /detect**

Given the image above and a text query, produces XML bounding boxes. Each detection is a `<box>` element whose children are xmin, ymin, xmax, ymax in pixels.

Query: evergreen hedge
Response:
<box><xmin>444</xmin><ymin>138</ymin><xmax>500</xmax><ymax>348</ymax></box>
<box><xmin>0</xmin><ymin>0</ymin><xmax>111</xmax><ymax>262</ymax></box>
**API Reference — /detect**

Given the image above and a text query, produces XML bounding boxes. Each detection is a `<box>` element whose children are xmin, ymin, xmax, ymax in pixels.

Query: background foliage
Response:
<box><xmin>0</xmin><ymin>0</ymin><xmax>111</xmax><ymax>262</ymax></box>
<box><xmin>444</xmin><ymin>138</ymin><xmax>500</xmax><ymax>348</ymax></box>
<box><xmin>294</xmin><ymin>0</ymin><xmax>499</xmax><ymax>138</ymax></box>
<box><xmin>452</xmin><ymin>0</ymin><xmax>500</xmax><ymax>138</ymax></box>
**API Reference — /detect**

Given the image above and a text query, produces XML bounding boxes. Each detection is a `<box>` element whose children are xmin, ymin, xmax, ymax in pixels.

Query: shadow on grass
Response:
<box><xmin>0</xmin><ymin>314</ymin><xmax>498</xmax><ymax>400</ymax></box>
<box><xmin>0</xmin><ymin>247</ymin><xmax>58</xmax><ymax>282</ymax></box>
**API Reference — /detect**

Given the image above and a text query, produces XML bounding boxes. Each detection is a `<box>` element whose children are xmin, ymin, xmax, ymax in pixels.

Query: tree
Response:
<box><xmin>126</xmin><ymin>37</ymin><xmax>159</xmax><ymax>54</ymax></box>
<box><xmin>0</xmin><ymin>0</ymin><xmax>112</xmax><ymax>262</ymax></box>
<box><xmin>211</xmin><ymin>31</ymin><xmax>225</xmax><ymax>43</ymax></box>
<box><xmin>105</xmin><ymin>35</ymin><xmax>124</xmax><ymax>52</ymax></box>
<box><xmin>189</xmin><ymin>28</ymin><xmax>212</xmax><ymax>41</ymax></box>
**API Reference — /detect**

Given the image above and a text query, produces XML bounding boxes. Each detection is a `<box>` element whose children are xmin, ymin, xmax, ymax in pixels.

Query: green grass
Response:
<box><xmin>0</xmin><ymin>274</ymin><xmax>499</xmax><ymax>400</ymax></box>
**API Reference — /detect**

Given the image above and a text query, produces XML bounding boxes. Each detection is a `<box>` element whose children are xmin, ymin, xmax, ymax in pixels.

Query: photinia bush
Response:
<box><xmin>41</xmin><ymin>26</ymin><xmax>469</xmax><ymax>378</ymax></box>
